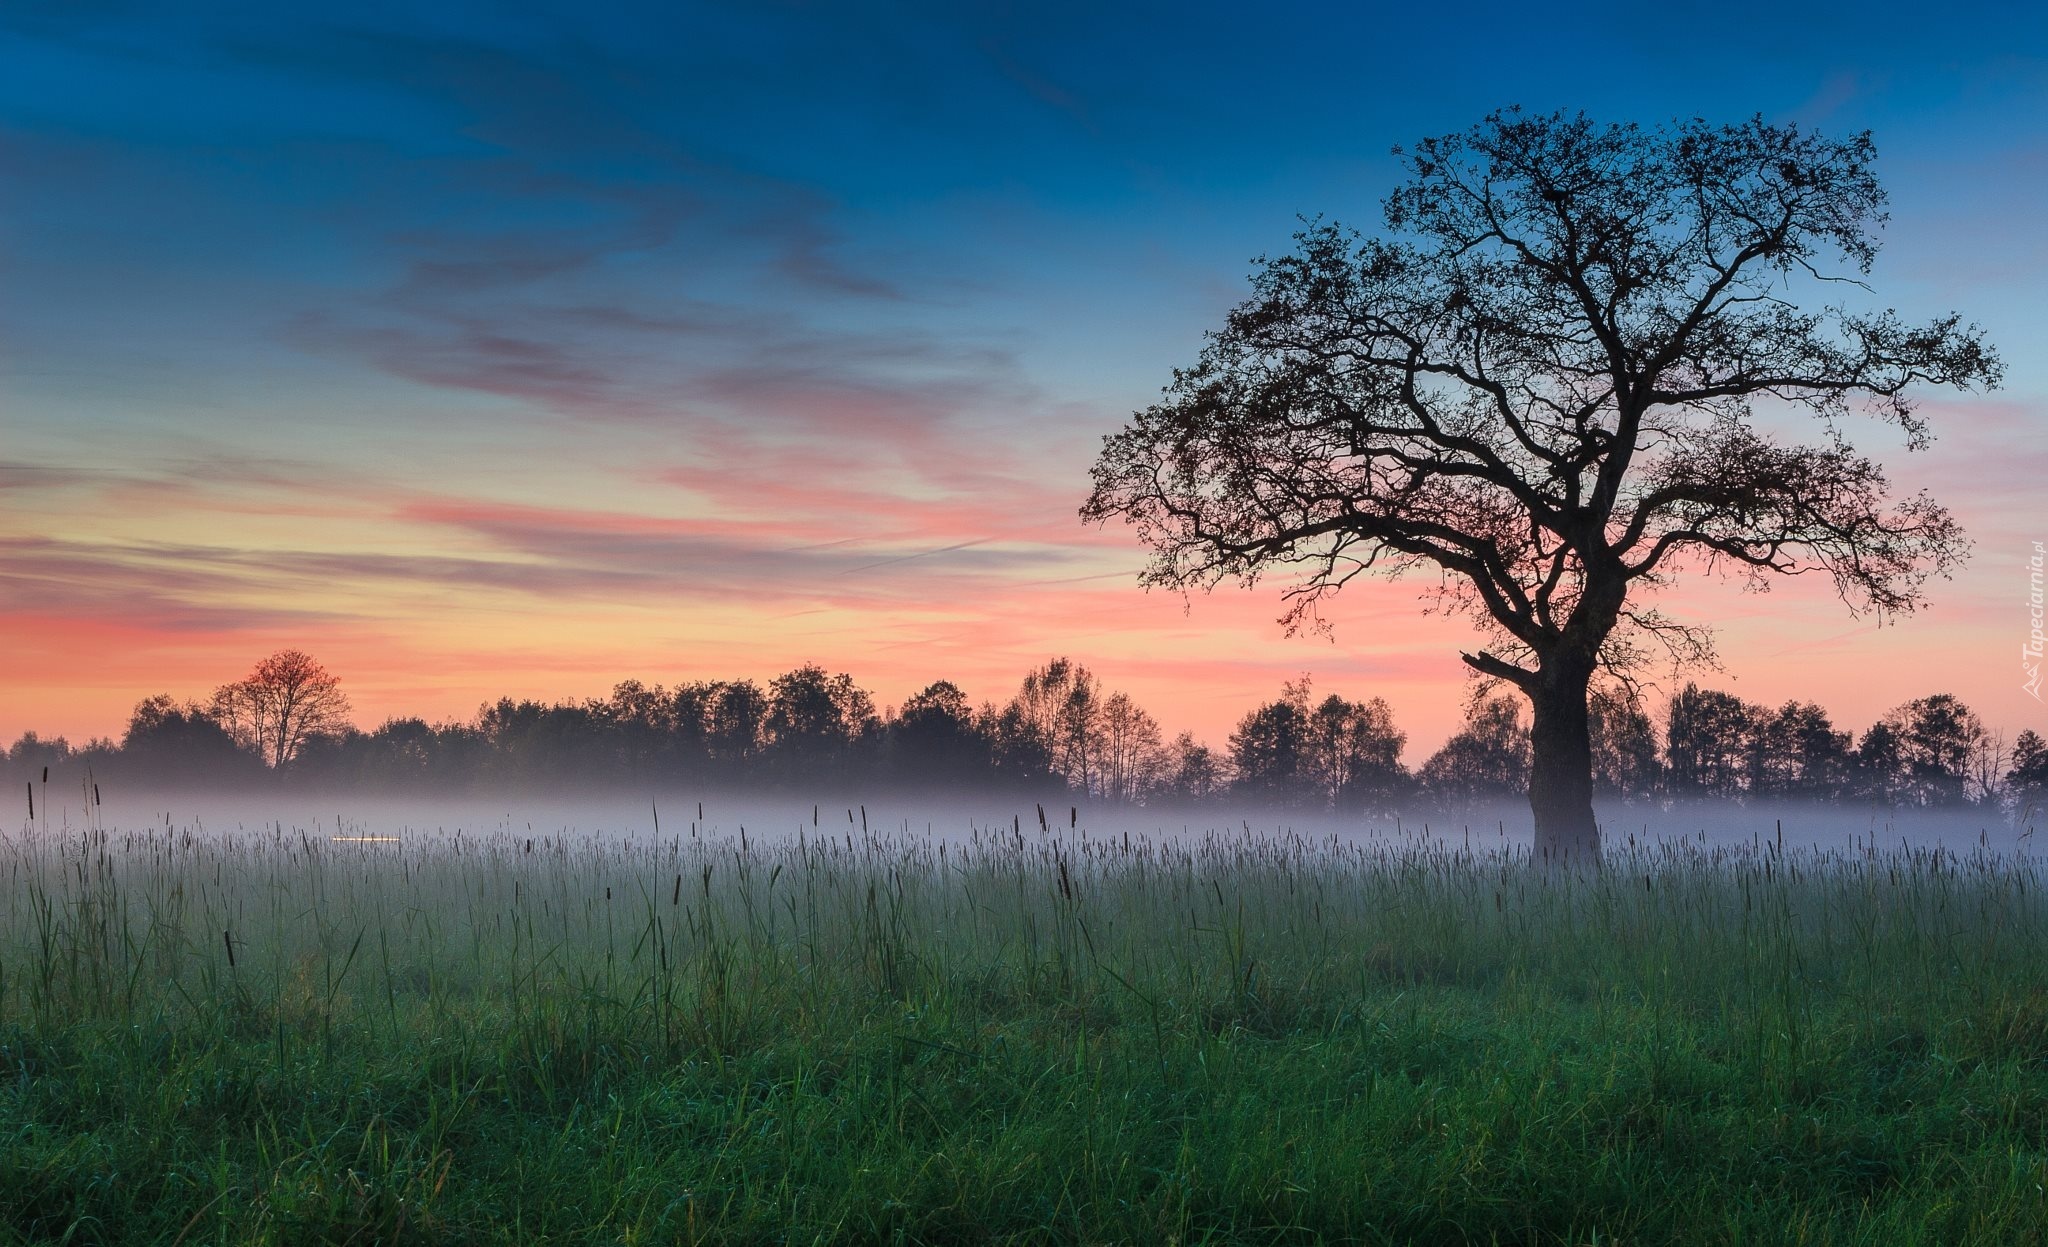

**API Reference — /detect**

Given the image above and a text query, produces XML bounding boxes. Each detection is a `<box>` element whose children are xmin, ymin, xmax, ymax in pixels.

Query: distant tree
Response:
<box><xmin>1156</xmin><ymin>731</ymin><xmax>1227</xmax><ymax>804</ymax></box>
<box><xmin>1084</xmin><ymin>109</ymin><xmax>2000</xmax><ymax>856</ymax></box>
<box><xmin>983</xmin><ymin>699</ymin><xmax>1053</xmax><ymax>787</ymax></box>
<box><xmin>1417</xmin><ymin>697</ymin><xmax>1530</xmax><ymax>805</ymax></box>
<box><xmin>373</xmin><ymin>717</ymin><xmax>439</xmax><ymax>781</ymax></box>
<box><xmin>766</xmin><ymin>664</ymin><xmax>877</xmax><ymax>780</ymax></box>
<box><xmin>1968</xmin><ymin>728</ymin><xmax>2011</xmax><ymax>810</ymax></box>
<box><xmin>663</xmin><ymin>681</ymin><xmax>721</xmax><ymax>775</ymax></box>
<box><xmin>76</xmin><ymin>736</ymin><xmax>118</xmax><ymax>775</ymax></box>
<box><xmin>706</xmin><ymin>680</ymin><xmax>768</xmax><ymax>767</ymax></box>
<box><xmin>476</xmin><ymin>697</ymin><xmax>608</xmax><ymax>783</ymax></box>
<box><xmin>1095</xmin><ymin>691</ymin><xmax>1166</xmax><ymax>804</ymax></box>
<box><xmin>600</xmin><ymin>679</ymin><xmax>676</xmax><ymax>774</ymax></box>
<box><xmin>8</xmin><ymin>731</ymin><xmax>72</xmax><ymax>767</ymax></box>
<box><xmin>5</xmin><ymin>732</ymin><xmax>74</xmax><ymax>789</ymax></box>
<box><xmin>1303</xmin><ymin>691</ymin><xmax>1409</xmax><ymax>813</ymax></box>
<box><xmin>1004</xmin><ymin>659</ymin><xmax>1070</xmax><ymax>770</ymax></box>
<box><xmin>290</xmin><ymin>715</ymin><xmax>486</xmax><ymax>790</ymax></box>
<box><xmin>2008</xmin><ymin>730</ymin><xmax>2048</xmax><ymax>816</ymax></box>
<box><xmin>1588</xmin><ymin>688</ymin><xmax>1660</xmax><ymax>800</ymax></box>
<box><xmin>119</xmin><ymin>694</ymin><xmax>254</xmax><ymax>782</ymax></box>
<box><xmin>1662</xmin><ymin>686</ymin><xmax>1759</xmax><ymax>799</ymax></box>
<box><xmin>1004</xmin><ymin>659</ymin><xmax>1103</xmax><ymax>794</ymax></box>
<box><xmin>1229</xmin><ymin>682</ymin><xmax>1317</xmax><ymax>805</ymax></box>
<box><xmin>1879</xmin><ymin>693</ymin><xmax>1984</xmax><ymax>807</ymax></box>
<box><xmin>289</xmin><ymin>726</ymin><xmax>370</xmax><ymax>785</ymax></box>
<box><xmin>1850</xmin><ymin>720</ymin><xmax>1905</xmax><ymax>804</ymax></box>
<box><xmin>364</xmin><ymin>718</ymin><xmax>469</xmax><ymax>787</ymax></box>
<box><xmin>1748</xmin><ymin>700</ymin><xmax>1854</xmax><ymax>801</ymax></box>
<box><xmin>210</xmin><ymin>650</ymin><xmax>352</xmax><ymax>769</ymax></box>
<box><xmin>891</xmin><ymin>681</ymin><xmax>990</xmax><ymax>785</ymax></box>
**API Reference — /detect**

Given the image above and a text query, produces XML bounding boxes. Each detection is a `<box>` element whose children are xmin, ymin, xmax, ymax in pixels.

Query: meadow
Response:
<box><xmin>3</xmin><ymin>800</ymin><xmax>2047</xmax><ymax>1245</ymax></box>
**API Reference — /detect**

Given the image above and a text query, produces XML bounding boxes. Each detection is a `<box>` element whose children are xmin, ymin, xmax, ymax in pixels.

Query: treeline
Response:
<box><xmin>5</xmin><ymin>651</ymin><xmax>2046</xmax><ymax>813</ymax></box>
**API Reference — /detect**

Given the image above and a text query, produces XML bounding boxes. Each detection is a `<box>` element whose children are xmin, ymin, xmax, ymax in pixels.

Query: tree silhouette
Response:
<box><xmin>1084</xmin><ymin>109</ymin><xmax>1999</xmax><ymax>856</ymax></box>
<box><xmin>1304</xmin><ymin>692</ymin><xmax>1408</xmax><ymax>813</ymax></box>
<box><xmin>1417</xmin><ymin>696</ymin><xmax>1530</xmax><ymax>805</ymax></box>
<box><xmin>1851</xmin><ymin>719</ymin><xmax>1905</xmax><ymax>804</ymax></box>
<box><xmin>1157</xmin><ymin>731</ymin><xmax>1227</xmax><ymax>803</ymax></box>
<box><xmin>2009</xmin><ymin>731</ymin><xmax>2048</xmax><ymax>816</ymax></box>
<box><xmin>1095</xmin><ymin>691</ymin><xmax>1165</xmax><ymax>804</ymax></box>
<box><xmin>120</xmin><ymin>694</ymin><xmax>255</xmax><ymax>783</ymax></box>
<box><xmin>1880</xmin><ymin>693</ymin><xmax>1985</xmax><ymax>807</ymax></box>
<box><xmin>1004</xmin><ymin>659</ymin><xmax>1102</xmax><ymax>794</ymax></box>
<box><xmin>765</xmin><ymin>664</ymin><xmax>877</xmax><ymax>781</ymax></box>
<box><xmin>1749</xmin><ymin>701</ymin><xmax>1852</xmax><ymax>801</ymax></box>
<box><xmin>891</xmin><ymin>681</ymin><xmax>989</xmax><ymax>786</ymax></box>
<box><xmin>210</xmin><ymin>650</ymin><xmax>351</xmax><ymax>768</ymax></box>
<box><xmin>1587</xmin><ymin>688</ymin><xmax>1660</xmax><ymax>799</ymax></box>
<box><xmin>1663</xmin><ymin>685</ymin><xmax>1760</xmax><ymax>799</ymax></box>
<box><xmin>706</xmin><ymin>680</ymin><xmax>768</xmax><ymax>766</ymax></box>
<box><xmin>1228</xmin><ymin>683</ymin><xmax>1317</xmax><ymax>805</ymax></box>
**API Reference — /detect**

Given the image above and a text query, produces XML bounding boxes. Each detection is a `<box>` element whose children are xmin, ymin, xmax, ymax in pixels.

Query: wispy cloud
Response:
<box><xmin>0</xmin><ymin>461</ymin><xmax>106</xmax><ymax>490</ymax></box>
<box><xmin>3</xmin><ymin>0</ymin><xmax>2042</xmax><ymax>753</ymax></box>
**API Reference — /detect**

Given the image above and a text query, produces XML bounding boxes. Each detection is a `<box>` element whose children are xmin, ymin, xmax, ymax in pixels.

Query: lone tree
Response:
<box><xmin>211</xmin><ymin>649</ymin><xmax>352</xmax><ymax>768</ymax></box>
<box><xmin>1083</xmin><ymin>110</ymin><xmax>1999</xmax><ymax>857</ymax></box>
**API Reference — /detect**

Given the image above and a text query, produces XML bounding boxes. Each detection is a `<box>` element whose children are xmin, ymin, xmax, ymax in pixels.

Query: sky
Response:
<box><xmin>2</xmin><ymin>0</ymin><xmax>2045</xmax><ymax>759</ymax></box>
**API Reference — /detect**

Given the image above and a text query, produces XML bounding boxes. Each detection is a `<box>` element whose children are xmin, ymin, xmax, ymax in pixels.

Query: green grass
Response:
<box><xmin>3</xmin><ymin>813</ymin><xmax>2047</xmax><ymax>1244</ymax></box>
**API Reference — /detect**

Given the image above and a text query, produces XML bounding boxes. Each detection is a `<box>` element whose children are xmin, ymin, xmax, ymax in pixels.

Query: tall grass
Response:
<box><xmin>3</xmin><ymin>810</ymin><xmax>2047</xmax><ymax>1243</ymax></box>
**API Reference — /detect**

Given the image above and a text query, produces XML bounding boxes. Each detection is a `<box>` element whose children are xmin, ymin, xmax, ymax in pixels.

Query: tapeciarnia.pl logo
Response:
<box><xmin>2027</xmin><ymin>540</ymin><xmax>2045</xmax><ymax>701</ymax></box>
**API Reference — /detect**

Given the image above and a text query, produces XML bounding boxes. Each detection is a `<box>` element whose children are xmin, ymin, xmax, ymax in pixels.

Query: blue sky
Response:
<box><xmin>3</xmin><ymin>0</ymin><xmax>2044</xmax><ymax>750</ymax></box>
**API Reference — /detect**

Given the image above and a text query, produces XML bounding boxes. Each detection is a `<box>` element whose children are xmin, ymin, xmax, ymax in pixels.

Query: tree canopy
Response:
<box><xmin>1084</xmin><ymin>108</ymin><xmax>2000</xmax><ymax>855</ymax></box>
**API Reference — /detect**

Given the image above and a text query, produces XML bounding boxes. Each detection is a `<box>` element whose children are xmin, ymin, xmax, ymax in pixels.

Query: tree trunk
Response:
<box><xmin>1527</xmin><ymin>666</ymin><xmax>1600</xmax><ymax>862</ymax></box>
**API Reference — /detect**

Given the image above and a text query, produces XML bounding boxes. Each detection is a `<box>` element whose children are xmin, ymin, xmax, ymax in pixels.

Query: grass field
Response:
<box><xmin>3</xmin><ymin>806</ymin><xmax>2047</xmax><ymax>1244</ymax></box>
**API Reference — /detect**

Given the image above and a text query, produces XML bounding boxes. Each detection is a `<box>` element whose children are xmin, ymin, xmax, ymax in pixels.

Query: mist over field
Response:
<box><xmin>34</xmin><ymin>786</ymin><xmax>2043</xmax><ymax>861</ymax></box>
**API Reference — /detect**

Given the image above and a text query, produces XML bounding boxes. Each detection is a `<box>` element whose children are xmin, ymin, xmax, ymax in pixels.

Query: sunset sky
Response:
<box><xmin>3</xmin><ymin>1</ymin><xmax>2044</xmax><ymax>758</ymax></box>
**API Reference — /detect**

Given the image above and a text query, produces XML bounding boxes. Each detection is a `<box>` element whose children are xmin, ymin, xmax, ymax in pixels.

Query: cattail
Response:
<box><xmin>223</xmin><ymin>930</ymin><xmax>236</xmax><ymax>969</ymax></box>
